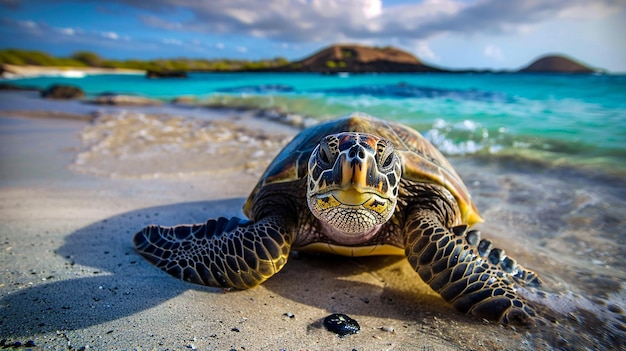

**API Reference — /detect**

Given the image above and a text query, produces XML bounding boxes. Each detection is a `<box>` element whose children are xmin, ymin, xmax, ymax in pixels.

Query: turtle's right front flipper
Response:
<box><xmin>133</xmin><ymin>216</ymin><xmax>293</xmax><ymax>289</ymax></box>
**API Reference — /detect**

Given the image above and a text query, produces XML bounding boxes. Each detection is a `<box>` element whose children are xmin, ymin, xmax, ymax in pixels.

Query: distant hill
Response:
<box><xmin>1</xmin><ymin>47</ymin><xmax>605</xmax><ymax>75</ymax></box>
<box><xmin>519</xmin><ymin>55</ymin><xmax>597</xmax><ymax>73</ymax></box>
<box><xmin>280</xmin><ymin>44</ymin><xmax>443</xmax><ymax>73</ymax></box>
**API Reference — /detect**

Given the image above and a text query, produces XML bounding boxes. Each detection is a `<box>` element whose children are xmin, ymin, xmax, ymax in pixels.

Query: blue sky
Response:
<box><xmin>1</xmin><ymin>0</ymin><xmax>625</xmax><ymax>72</ymax></box>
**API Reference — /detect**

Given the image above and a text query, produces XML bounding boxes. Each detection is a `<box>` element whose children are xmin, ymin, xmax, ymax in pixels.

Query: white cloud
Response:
<box><xmin>128</xmin><ymin>0</ymin><xmax>625</xmax><ymax>45</ymax></box>
<box><xmin>484</xmin><ymin>44</ymin><xmax>504</xmax><ymax>60</ymax></box>
<box><xmin>558</xmin><ymin>1</ymin><xmax>623</xmax><ymax>20</ymax></box>
<box><xmin>237</xmin><ymin>46</ymin><xmax>247</xmax><ymax>53</ymax></box>
<box><xmin>101</xmin><ymin>31</ymin><xmax>119</xmax><ymax>40</ymax></box>
<box><xmin>414</xmin><ymin>41</ymin><xmax>438</xmax><ymax>61</ymax></box>
<box><xmin>58</xmin><ymin>27</ymin><xmax>75</xmax><ymax>36</ymax></box>
<box><xmin>361</xmin><ymin>0</ymin><xmax>382</xmax><ymax>19</ymax></box>
<box><xmin>216</xmin><ymin>42</ymin><xmax>224</xmax><ymax>49</ymax></box>
<box><xmin>18</xmin><ymin>20</ymin><xmax>37</xmax><ymax>29</ymax></box>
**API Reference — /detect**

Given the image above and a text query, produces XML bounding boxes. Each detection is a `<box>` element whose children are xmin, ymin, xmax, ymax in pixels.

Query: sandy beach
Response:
<box><xmin>0</xmin><ymin>91</ymin><xmax>624</xmax><ymax>350</ymax></box>
<box><xmin>1</xmin><ymin>64</ymin><xmax>144</xmax><ymax>79</ymax></box>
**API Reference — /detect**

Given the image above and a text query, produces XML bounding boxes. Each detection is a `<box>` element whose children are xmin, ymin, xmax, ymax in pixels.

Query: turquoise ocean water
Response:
<box><xmin>6</xmin><ymin>72</ymin><xmax>626</xmax><ymax>176</ymax></box>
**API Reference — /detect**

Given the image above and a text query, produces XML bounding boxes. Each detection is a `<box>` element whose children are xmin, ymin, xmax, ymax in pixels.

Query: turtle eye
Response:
<box><xmin>376</xmin><ymin>140</ymin><xmax>393</xmax><ymax>168</ymax></box>
<box><xmin>319</xmin><ymin>148</ymin><xmax>331</xmax><ymax>164</ymax></box>
<box><xmin>376</xmin><ymin>140</ymin><xmax>395</xmax><ymax>169</ymax></box>
<box><xmin>376</xmin><ymin>141</ymin><xmax>386</xmax><ymax>159</ymax></box>
<box><xmin>382</xmin><ymin>153</ymin><xmax>395</xmax><ymax>168</ymax></box>
<box><xmin>318</xmin><ymin>136</ymin><xmax>338</xmax><ymax>165</ymax></box>
<box><xmin>376</xmin><ymin>140</ymin><xmax>387</xmax><ymax>155</ymax></box>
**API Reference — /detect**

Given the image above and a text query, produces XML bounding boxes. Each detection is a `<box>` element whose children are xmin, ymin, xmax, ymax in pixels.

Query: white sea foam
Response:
<box><xmin>424</xmin><ymin>128</ymin><xmax>491</xmax><ymax>155</ymax></box>
<box><xmin>454</xmin><ymin>119</ymin><xmax>479</xmax><ymax>131</ymax></box>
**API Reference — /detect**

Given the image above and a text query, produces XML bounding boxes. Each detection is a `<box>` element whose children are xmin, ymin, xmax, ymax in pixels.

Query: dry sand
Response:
<box><xmin>0</xmin><ymin>92</ymin><xmax>623</xmax><ymax>350</ymax></box>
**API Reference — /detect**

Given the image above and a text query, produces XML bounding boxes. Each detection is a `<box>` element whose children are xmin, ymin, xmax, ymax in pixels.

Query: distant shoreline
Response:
<box><xmin>1</xmin><ymin>63</ymin><xmax>145</xmax><ymax>79</ymax></box>
<box><xmin>2</xmin><ymin>64</ymin><xmax>611</xmax><ymax>80</ymax></box>
<box><xmin>1</xmin><ymin>44</ymin><xmax>605</xmax><ymax>79</ymax></box>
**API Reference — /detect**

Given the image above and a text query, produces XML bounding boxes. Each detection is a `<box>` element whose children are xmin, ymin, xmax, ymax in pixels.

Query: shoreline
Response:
<box><xmin>2</xmin><ymin>87</ymin><xmax>624</xmax><ymax>180</ymax></box>
<box><xmin>4</xmin><ymin>71</ymin><xmax>625</xmax><ymax>181</ymax></box>
<box><xmin>1</xmin><ymin>63</ymin><xmax>145</xmax><ymax>79</ymax></box>
<box><xmin>0</xmin><ymin>93</ymin><xmax>624</xmax><ymax>349</ymax></box>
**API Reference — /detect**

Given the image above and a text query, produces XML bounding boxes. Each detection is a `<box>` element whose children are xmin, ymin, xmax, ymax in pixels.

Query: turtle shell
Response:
<box><xmin>244</xmin><ymin>112</ymin><xmax>483</xmax><ymax>226</ymax></box>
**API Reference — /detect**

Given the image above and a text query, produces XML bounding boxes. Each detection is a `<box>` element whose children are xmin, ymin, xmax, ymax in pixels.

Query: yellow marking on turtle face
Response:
<box><xmin>363</xmin><ymin>196</ymin><xmax>389</xmax><ymax>214</ymax></box>
<box><xmin>315</xmin><ymin>195</ymin><xmax>341</xmax><ymax>210</ymax></box>
<box><xmin>332</xmin><ymin>188</ymin><xmax>371</xmax><ymax>206</ymax></box>
<box><xmin>296</xmin><ymin>243</ymin><xmax>404</xmax><ymax>257</ymax></box>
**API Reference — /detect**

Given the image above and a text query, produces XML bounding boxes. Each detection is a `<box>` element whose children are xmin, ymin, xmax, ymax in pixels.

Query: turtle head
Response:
<box><xmin>307</xmin><ymin>132</ymin><xmax>402</xmax><ymax>244</ymax></box>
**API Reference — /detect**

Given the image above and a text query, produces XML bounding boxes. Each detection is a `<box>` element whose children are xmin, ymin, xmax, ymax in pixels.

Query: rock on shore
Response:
<box><xmin>41</xmin><ymin>84</ymin><xmax>85</xmax><ymax>99</ymax></box>
<box><xmin>146</xmin><ymin>69</ymin><xmax>188</xmax><ymax>79</ymax></box>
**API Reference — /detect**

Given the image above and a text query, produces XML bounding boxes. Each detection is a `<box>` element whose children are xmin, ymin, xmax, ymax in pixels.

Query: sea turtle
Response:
<box><xmin>134</xmin><ymin>112</ymin><xmax>541</xmax><ymax>324</ymax></box>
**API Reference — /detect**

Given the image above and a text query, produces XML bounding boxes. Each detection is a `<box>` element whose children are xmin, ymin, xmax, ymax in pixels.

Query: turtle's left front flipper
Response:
<box><xmin>133</xmin><ymin>216</ymin><xmax>293</xmax><ymax>289</ymax></box>
<box><xmin>404</xmin><ymin>209</ymin><xmax>539</xmax><ymax>325</ymax></box>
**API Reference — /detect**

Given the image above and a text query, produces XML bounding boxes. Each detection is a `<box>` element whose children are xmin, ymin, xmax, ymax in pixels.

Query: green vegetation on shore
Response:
<box><xmin>0</xmin><ymin>48</ymin><xmax>289</xmax><ymax>72</ymax></box>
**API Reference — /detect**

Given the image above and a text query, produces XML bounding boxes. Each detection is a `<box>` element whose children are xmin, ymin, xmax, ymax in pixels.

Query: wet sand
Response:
<box><xmin>0</xmin><ymin>92</ymin><xmax>623</xmax><ymax>350</ymax></box>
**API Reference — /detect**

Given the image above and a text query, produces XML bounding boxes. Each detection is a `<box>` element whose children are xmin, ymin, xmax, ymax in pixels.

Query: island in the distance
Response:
<box><xmin>272</xmin><ymin>44</ymin><xmax>443</xmax><ymax>73</ymax></box>
<box><xmin>0</xmin><ymin>44</ymin><xmax>603</xmax><ymax>78</ymax></box>
<box><xmin>518</xmin><ymin>54</ymin><xmax>597</xmax><ymax>73</ymax></box>
<box><xmin>272</xmin><ymin>45</ymin><xmax>600</xmax><ymax>74</ymax></box>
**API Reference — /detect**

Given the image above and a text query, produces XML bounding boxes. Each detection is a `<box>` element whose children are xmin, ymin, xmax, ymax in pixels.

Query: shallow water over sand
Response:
<box><xmin>69</xmin><ymin>111</ymin><xmax>295</xmax><ymax>179</ymax></box>
<box><xmin>8</xmin><ymin>72</ymin><xmax>626</xmax><ymax>177</ymax></box>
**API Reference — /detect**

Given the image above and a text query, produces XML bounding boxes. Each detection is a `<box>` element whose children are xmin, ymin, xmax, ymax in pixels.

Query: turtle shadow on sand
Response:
<box><xmin>2</xmin><ymin>198</ymin><xmax>469</xmax><ymax>339</ymax></box>
<box><xmin>1</xmin><ymin>199</ymin><xmax>236</xmax><ymax>337</ymax></box>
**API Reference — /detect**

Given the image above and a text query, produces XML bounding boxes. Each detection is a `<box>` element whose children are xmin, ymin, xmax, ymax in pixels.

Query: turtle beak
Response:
<box><xmin>341</xmin><ymin>145</ymin><xmax>371</xmax><ymax>190</ymax></box>
<box><xmin>341</xmin><ymin>160</ymin><xmax>368</xmax><ymax>190</ymax></box>
<box><xmin>333</xmin><ymin>145</ymin><xmax>376</xmax><ymax>205</ymax></box>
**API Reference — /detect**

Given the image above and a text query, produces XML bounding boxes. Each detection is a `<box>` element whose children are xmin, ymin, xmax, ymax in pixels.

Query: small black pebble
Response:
<box><xmin>323</xmin><ymin>313</ymin><xmax>360</xmax><ymax>337</ymax></box>
<box><xmin>231</xmin><ymin>327</ymin><xmax>240</xmax><ymax>332</ymax></box>
<box><xmin>25</xmin><ymin>340</ymin><xmax>36</xmax><ymax>347</ymax></box>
